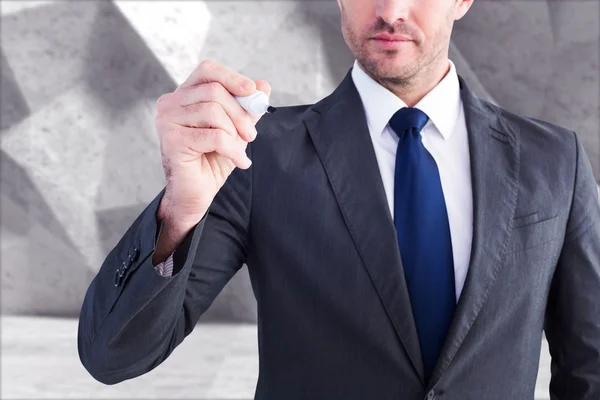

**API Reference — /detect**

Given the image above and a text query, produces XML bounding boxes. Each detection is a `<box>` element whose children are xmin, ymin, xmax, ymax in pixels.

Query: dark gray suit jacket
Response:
<box><xmin>78</xmin><ymin>67</ymin><xmax>600</xmax><ymax>399</ymax></box>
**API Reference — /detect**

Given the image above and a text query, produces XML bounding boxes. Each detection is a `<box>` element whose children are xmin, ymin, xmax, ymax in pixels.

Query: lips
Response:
<box><xmin>372</xmin><ymin>33</ymin><xmax>411</xmax><ymax>42</ymax></box>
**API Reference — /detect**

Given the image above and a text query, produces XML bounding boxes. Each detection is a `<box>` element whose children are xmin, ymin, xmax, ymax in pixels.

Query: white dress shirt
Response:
<box><xmin>351</xmin><ymin>58</ymin><xmax>473</xmax><ymax>302</ymax></box>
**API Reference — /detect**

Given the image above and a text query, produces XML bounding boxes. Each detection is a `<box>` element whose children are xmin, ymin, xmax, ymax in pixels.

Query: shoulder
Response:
<box><xmin>487</xmin><ymin>101</ymin><xmax>577</xmax><ymax>156</ymax></box>
<box><xmin>484</xmin><ymin>101</ymin><xmax>583</xmax><ymax>209</ymax></box>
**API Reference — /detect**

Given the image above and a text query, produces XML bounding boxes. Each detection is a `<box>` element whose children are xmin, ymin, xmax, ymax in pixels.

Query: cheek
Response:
<box><xmin>414</xmin><ymin>3</ymin><xmax>453</xmax><ymax>41</ymax></box>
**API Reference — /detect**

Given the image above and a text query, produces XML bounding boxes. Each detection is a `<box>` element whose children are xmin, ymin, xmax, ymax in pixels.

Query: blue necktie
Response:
<box><xmin>389</xmin><ymin>107</ymin><xmax>456</xmax><ymax>383</ymax></box>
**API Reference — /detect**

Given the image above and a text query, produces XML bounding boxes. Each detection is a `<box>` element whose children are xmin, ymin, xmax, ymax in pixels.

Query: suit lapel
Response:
<box><xmin>305</xmin><ymin>68</ymin><xmax>425</xmax><ymax>383</ymax></box>
<box><xmin>428</xmin><ymin>75</ymin><xmax>521</xmax><ymax>388</ymax></box>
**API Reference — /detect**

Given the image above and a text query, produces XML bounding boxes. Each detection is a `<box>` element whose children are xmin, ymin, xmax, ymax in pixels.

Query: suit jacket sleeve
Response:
<box><xmin>77</xmin><ymin>142</ymin><xmax>253</xmax><ymax>385</ymax></box>
<box><xmin>544</xmin><ymin>132</ymin><xmax>600</xmax><ymax>400</ymax></box>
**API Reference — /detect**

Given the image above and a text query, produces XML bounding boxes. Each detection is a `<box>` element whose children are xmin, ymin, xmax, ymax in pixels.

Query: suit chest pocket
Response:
<box><xmin>504</xmin><ymin>214</ymin><xmax>562</xmax><ymax>259</ymax></box>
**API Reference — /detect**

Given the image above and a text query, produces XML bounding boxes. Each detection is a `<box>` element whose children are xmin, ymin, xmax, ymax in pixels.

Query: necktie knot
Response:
<box><xmin>389</xmin><ymin>107</ymin><xmax>429</xmax><ymax>137</ymax></box>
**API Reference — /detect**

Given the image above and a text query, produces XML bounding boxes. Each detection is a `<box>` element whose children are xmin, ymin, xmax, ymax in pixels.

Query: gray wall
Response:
<box><xmin>452</xmin><ymin>0</ymin><xmax>599</xmax><ymax>181</ymax></box>
<box><xmin>1</xmin><ymin>0</ymin><xmax>598</xmax><ymax>322</ymax></box>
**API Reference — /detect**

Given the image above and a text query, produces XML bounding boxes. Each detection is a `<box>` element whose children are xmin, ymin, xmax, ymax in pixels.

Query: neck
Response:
<box><xmin>360</xmin><ymin>56</ymin><xmax>451</xmax><ymax>108</ymax></box>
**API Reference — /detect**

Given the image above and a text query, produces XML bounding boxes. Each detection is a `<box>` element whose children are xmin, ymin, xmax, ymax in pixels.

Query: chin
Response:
<box><xmin>374</xmin><ymin>58</ymin><xmax>414</xmax><ymax>77</ymax></box>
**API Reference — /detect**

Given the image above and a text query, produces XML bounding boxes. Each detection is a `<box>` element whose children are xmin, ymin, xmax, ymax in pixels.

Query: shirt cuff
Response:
<box><xmin>154</xmin><ymin>252</ymin><xmax>174</xmax><ymax>277</ymax></box>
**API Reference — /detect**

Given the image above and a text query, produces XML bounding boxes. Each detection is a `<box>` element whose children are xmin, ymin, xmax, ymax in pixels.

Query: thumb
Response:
<box><xmin>254</xmin><ymin>79</ymin><xmax>271</xmax><ymax>97</ymax></box>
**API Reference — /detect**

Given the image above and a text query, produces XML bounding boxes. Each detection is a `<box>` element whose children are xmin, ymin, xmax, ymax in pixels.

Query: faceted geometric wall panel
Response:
<box><xmin>1</xmin><ymin>1</ymin><xmax>598</xmax><ymax>324</ymax></box>
<box><xmin>452</xmin><ymin>1</ymin><xmax>600</xmax><ymax>180</ymax></box>
<box><xmin>0</xmin><ymin>1</ymin><xmax>356</xmax><ymax>322</ymax></box>
<box><xmin>0</xmin><ymin>50</ymin><xmax>30</xmax><ymax>132</ymax></box>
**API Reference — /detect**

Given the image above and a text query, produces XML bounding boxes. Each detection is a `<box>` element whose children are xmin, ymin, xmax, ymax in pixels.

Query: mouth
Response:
<box><xmin>370</xmin><ymin>33</ymin><xmax>412</xmax><ymax>49</ymax></box>
<box><xmin>372</xmin><ymin>33</ymin><xmax>412</xmax><ymax>41</ymax></box>
<box><xmin>371</xmin><ymin>38</ymin><xmax>412</xmax><ymax>49</ymax></box>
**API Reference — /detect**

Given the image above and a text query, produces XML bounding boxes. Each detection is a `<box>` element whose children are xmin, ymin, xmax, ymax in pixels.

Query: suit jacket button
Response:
<box><xmin>131</xmin><ymin>247</ymin><xmax>139</xmax><ymax>261</ymax></box>
<box><xmin>114</xmin><ymin>269</ymin><xmax>121</xmax><ymax>286</ymax></box>
<box><xmin>426</xmin><ymin>389</ymin><xmax>436</xmax><ymax>400</ymax></box>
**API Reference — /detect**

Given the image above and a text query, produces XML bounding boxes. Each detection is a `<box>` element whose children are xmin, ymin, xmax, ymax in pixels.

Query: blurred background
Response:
<box><xmin>1</xmin><ymin>0</ymin><xmax>598</xmax><ymax>399</ymax></box>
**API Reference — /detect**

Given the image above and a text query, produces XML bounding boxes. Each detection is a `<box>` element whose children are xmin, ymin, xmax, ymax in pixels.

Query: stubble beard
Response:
<box><xmin>341</xmin><ymin>19</ymin><xmax>424</xmax><ymax>89</ymax></box>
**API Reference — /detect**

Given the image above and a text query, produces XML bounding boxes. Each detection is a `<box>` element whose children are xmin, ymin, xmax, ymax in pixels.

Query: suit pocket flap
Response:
<box><xmin>513</xmin><ymin>212</ymin><xmax>539</xmax><ymax>228</ymax></box>
<box><xmin>506</xmin><ymin>214</ymin><xmax>561</xmax><ymax>253</ymax></box>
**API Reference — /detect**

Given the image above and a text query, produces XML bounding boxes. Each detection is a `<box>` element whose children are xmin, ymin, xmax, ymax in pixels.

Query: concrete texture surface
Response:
<box><xmin>0</xmin><ymin>0</ymin><xmax>598</xmax><ymax>330</ymax></box>
<box><xmin>452</xmin><ymin>0</ymin><xmax>599</xmax><ymax>180</ymax></box>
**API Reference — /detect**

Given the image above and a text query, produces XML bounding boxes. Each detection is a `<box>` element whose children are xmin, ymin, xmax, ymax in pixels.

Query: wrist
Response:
<box><xmin>159</xmin><ymin>192</ymin><xmax>208</xmax><ymax>229</ymax></box>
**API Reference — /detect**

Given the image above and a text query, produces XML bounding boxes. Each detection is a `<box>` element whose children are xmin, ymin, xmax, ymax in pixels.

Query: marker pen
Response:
<box><xmin>234</xmin><ymin>91</ymin><xmax>277</xmax><ymax>117</ymax></box>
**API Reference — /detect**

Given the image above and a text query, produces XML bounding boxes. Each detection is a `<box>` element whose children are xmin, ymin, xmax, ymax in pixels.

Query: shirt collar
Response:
<box><xmin>351</xmin><ymin>58</ymin><xmax>461</xmax><ymax>140</ymax></box>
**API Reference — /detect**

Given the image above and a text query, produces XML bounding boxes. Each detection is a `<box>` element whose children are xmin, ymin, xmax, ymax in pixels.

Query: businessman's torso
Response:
<box><xmin>208</xmin><ymin>75</ymin><xmax>578</xmax><ymax>399</ymax></box>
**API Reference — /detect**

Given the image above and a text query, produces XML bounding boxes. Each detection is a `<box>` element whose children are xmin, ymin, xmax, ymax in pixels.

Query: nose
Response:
<box><xmin>375</xmin><ymin>0</ymin><xmax>411</xmax><ymax>25</ymax></box>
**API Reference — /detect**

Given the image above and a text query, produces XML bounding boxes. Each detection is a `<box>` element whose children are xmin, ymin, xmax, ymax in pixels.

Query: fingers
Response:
<box><xmin>163</xmin><ymin>123</ymin><xmax>252</xmax><ymax>169</ymax></box>
<box><xmin>178</xmin><ymin>59</ymin><xmax>256</xmax><ymax>97</ymax></box>
<box><xmin>165</xmin><ymin>82</ymin><xmax>257</xmax><ymax>142</ymax></box>
<box><xmin>157</xmin><ymin>59</ymin><xmax>271</xmax><ymax>144</ymax></box>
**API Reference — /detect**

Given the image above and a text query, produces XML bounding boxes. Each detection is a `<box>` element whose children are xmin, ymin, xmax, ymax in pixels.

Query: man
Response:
<box><xmin>78</xmin><ymin>0</ymin><xmax>600</xmax><ymax>398</ymax></box>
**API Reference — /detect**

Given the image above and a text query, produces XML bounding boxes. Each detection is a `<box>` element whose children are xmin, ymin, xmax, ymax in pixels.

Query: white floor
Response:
<box><xmin>1</xmin><ymin>315</ymin><xmax>551</xmax><ymax>399</ymax></box>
